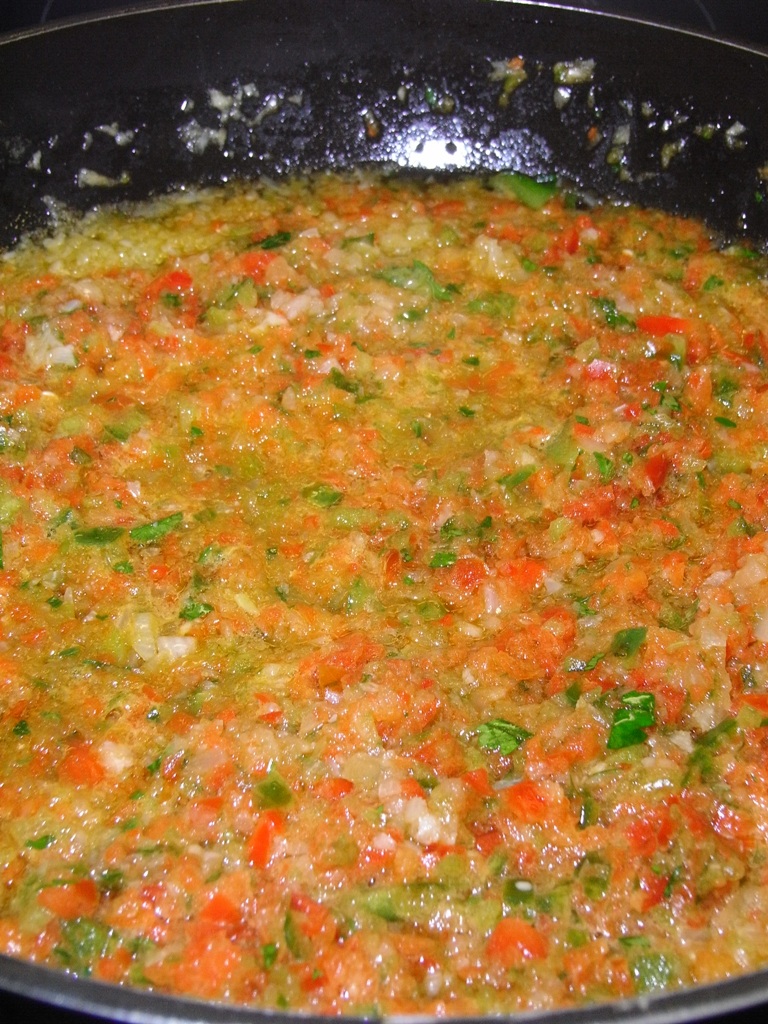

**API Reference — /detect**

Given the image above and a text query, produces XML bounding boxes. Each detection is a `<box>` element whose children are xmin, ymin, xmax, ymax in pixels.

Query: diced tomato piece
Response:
<box><xmin>563</xmin><ymin>485</ymin><xmax>615</xmax><ymax>523</ymax></box>
<box><xmin>644</xmin><ymin>453</ymin><xmax>670</xmax><ymax>492</ymax></box>
<box><xmin>239</xmin><ymin>250</ymin><xmax>277</xmax><ymax>282</ymax></box>
<box><xmin>637</xmin><ymin>869</ymin><xmax>668</xmax><ymax>911</ymax></box>
<box><xmin>486</xmin><ymin>917</ymin><xmax>548</xmax><ymax>968</ymax></box>
<box><xmin>384</xmin><ymin>549</ymin><xmax>403</xmax><ymax>585</ymax></box>
<box><xmin>498</xmin><ymin>557</ymin><xmax>545</xmax><ymax>591</ymax></box>
<box><xmin>462</xmin><ymin>768</ymin><xmax>494</xmax><ymax>797</ymax></box>
<box><xmin>431</xmin><ymin>200</ymin><xmax>466</xmax><ymax>218</ymax></box>
<box><xmin>448</xmin><ymin>556</ymin><xmax>488</xmax><ymax>593</ymax></box>
<box><xmin>636</xmin><ymin>314</ymin><xmax>692</xmax><ymax>336</ymax></box>
<box><xmin>37</xmin><ymin>879</ymin><xmax>100</xmax><ymax>920</ymax></box>
<box><xmin>500</xmin><ymin>779</ymin><xmax>553</xmax><ymax>824</ymax></box>
<box><xmin>584</xmin><ymin>359</ymin><xmax>617</xmax><ymax>380</ymax></box>
<box><xmin>626</xmin><ymin>807</ymin><xmax>674</xmax><ymax>857</ymax></box>
<box><xmin>199</xmin><ymin>891</ymin><xmax>242</xmax><ymax>927</ymax></box>
<box><xmin>59</xmin><ymin>744</ymin><xmax>105</xmax><ymax>786</ymax></box>
<box><xmin>313</xmin><ymin>777</ymin><xmax>355</xmax><ymax>800</ymax></box>
<box><xmin>247</xmin><ymin>810</ymin><xmax>285</xmax><ymax>869</ymax></box>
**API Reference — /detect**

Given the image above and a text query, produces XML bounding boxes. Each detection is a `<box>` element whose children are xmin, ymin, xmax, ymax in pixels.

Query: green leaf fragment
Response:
<box><xmin>607</xmin><ymin>691</ymin><xmax>656</xmax><ymax>749</ymax></box>
<box><xmin>703</xmin><ymin>275</ymin><xmax>724</xmax><ymax>291</ymax></box>
<box><xmin>631</xmin><ymin>953</ymin><xmax>674</xmax><ymax>993</ymax></box>
<box><xmin>429</xmin><ymin>552</ymin><xmax>457</xmax><ymax>568</ymax></box>
<box><xmin>129</xmin><ymin>512</ymin><xmax>183</xmax><ymax>544</ymax></box>
<box><xmin>26</xmin><ymin>833</ymin><xmax>55</xmax><ymax>850</ymax></box>
<box><xmin>262</xmin><ymin>942</ymin><xmax>279</xmax><ymax>968</ymax></box>
<box><xmin>496</xmin><ymin>172</ymin><xmax>558</xmax><ymax>209</ymax></box>
<box><xmin>258</xmin><ymin>231</ymin><xmax>291</xmax><ymax>250</ymax></box>
<box><xmin>503</xmin><ymin>878</ymin><xmax>535</xmax><ymax>905</ymax></box>
<box><xmin>477</xmin><ymin>718</ymin><xmax>532</xmax><ymax>755</ymax></box>
<box><xmin>328</xmin><ymin>367</ymin><xmax>362</xmax><ymax>396</ymax></box>
<box><xmin>498</xmin><ymin>465</ymin><xmax>536</xmax><ymax>490</ymax></box>
<box><xmin>593</xmin><ymin>452</ymin><xmax>614</xmax><ymax>482</ymax></box>
<box><xmin>303</xmin><ymin>483</ymin><xmax>343</xmax><ymax>507</ymax></box>
<box><xmin>179</xmin><ymin>600</ymin><xmax>213</xmax><ymax>621</ymax></box>
<box><xmin>69</xmin><ymin>446</ymin><xmax>92</xmax><ymax>464</ymax></box>
<box><xmin>377</xmin><ymin>261</ymin><xmax>458</xmax><ymax>301</ymax></box>
<box><xmin>257</xmin><ymin>771</ymin><xmax>293</xmax><ymax>808</ymax></box>
<box><xmin>341</xmin><ymin>233</ymin><xmax>375</xmax><ymax>248</ymax></box>
<box><xmin>74</xmin><ymin>526</ymin><xmax>125</xmax><ymax>546</ymax></box>
<box><xmin>466</xmin><ymin>292</ymin><xmax>516</xmax><ymax>318</ymax></box>
<box><xmin>610</xmin><ymin>626</ymin><xmax>647</xmax><ymax>658</ymax></box>
<box><xmin>591</xmin><ymin>297</ymin><xmax>636</xmax><ymax>330</ymax></box>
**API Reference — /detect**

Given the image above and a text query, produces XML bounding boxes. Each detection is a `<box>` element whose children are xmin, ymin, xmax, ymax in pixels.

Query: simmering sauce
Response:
<box><xmin>0</xmin><ymin>171</ymin><xmax>766</xmax><ymax>1013</ymax></box>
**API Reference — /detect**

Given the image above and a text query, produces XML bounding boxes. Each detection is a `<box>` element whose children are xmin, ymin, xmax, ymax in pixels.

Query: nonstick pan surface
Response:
<box><xmin>0</xmin><ymin>2</ymin><xmax>767</xmax><ymax>1022</ymax></box>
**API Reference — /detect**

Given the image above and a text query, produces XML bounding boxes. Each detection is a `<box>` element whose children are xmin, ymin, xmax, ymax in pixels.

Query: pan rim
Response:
<box><xmin>3</xmin><ymin>948</ymin><xmax>768</xmax><ymax>1024</ymax></box>
<box><xmin>0</xmin><ymin>0</ymin><xmax>767</xmax><ymax>60</ymax></box>
<box><xmin>0</xmin><ymin>2</ymin><xmax>767</xmax><ymax>1021</ymax></box>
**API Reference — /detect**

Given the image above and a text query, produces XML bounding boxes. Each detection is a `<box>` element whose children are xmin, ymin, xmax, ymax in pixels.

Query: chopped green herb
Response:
<box><xmin>714</xmin><ymin>378</ymin><xmax>739</xmax><ymax>405</ymax></box>
<box><xmin>74</xmin><ymin>526</ymin><xmax>125</xmax><ymax>545</ymax></box>
<box><xmin>498</xmin><ymin>466</ymin><xmax>536</xmax><ymax>490</ymax></box>
<box><xmin>258</xmin><ymin>231</ymin><xmax>291</xmax><ymax>250</ymax></box>
<box><xmin>466</xmin><ymin>292</ymin><xmax>516</xmax><ymax>318</ymax></box>
<box><xmin>69</xmin><ymin>446</ymin><xmax>92</xmax><ymax>464</ymax></box>
<box><xmin>631</xmin><ymin>953</ymin><xmax>674</xmax><ymax>993</ymax></box>
<box><xmin>256</xmin><ymin>772</ymin><xmax>293</xmax><ymax>808</ymax></box>
<box><xmin>496</xmin><ymin>172</ymin><xmax>558</xmax><ymax>210</ymax></box>
<box><xmin>610</xmin><ymin>626</ymin><xmax>647</xmax><ymax>658</ymax></box>
<box><xmin>377</xmin><ymin>261</ymin><xmax>458</xmax><ymax>301</ymax></box>
<box><xmin>130</xmin><ymin>512</ymin><xmax>183</xmax><ymax>544</ymax></box>
<box><xmin>593</xmin><ymin>452</ymin><xmax>614</xmax><ymax>482</ymax></box>
<box><xmin>26</xmin><ymin>834</ymin><xmax>55</xmax><ymax>850</ymax></box>
<box><xmin>341</xmin><ymin>233</ymin><xmax>375</xmax><ymax>248</ymax></box>
<box><xmin>503</xmin><ymin>878</ymin><xmax>535</xmax><ymax>905</ymax></box>
<box><xmin>591</xmin><ymin>297</ymin><xmax>636</xmax><ymax>330</ymax></box>
<box><xmin>263</xmin><ymin>942</ymin><xmax>279</xmax><ymax>968</ymax></box>
<box><xmin>303</xmin><ymin>483</ymin><xmax>343</xmax><ymax>507</ymax></box>
<box><xmin>607</xmin><ymin>691</ymin><xmax>656</xmax><ymax>749</ymax></box>
<box><xmin>328</xmin><ymin>367</ymin><xmax>361</xmax><ymax>396</ymax></box>
<box><xmin>573</xmin><ymin>594</ymin><xmax>597</xmax><ymax>618</ymax></box>
<box><xmin>477</xmin><ymin>718</ymin><xmax>532</xmax><ymax>755</ymax></box>
<box><xmin>429</xmin><ymin>552</ymin><xmax>457</xmax><ymax>569</ymax></box>
<box><xmin>179</xmin><ymin>600</ymin><xmax>213</xmax><ymax>620</ymax></box>
<box><xmin>703</xmin><ymin>275</ymin><xmax>724</xmax><ymax>291</ymax></box>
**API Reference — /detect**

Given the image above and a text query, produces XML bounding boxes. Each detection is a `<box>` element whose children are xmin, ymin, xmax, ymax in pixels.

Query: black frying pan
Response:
<box><xmin>0</xmin><ymin>2</ymin><xmax>767</xmax><ymax>1022</ymax></box>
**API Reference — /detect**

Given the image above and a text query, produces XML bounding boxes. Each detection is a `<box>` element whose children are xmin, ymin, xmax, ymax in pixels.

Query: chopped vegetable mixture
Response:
<box><xmin>0</xmin><ymin>171</ymin><xmax>767</xmax><ymax>1014</ymax></box>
